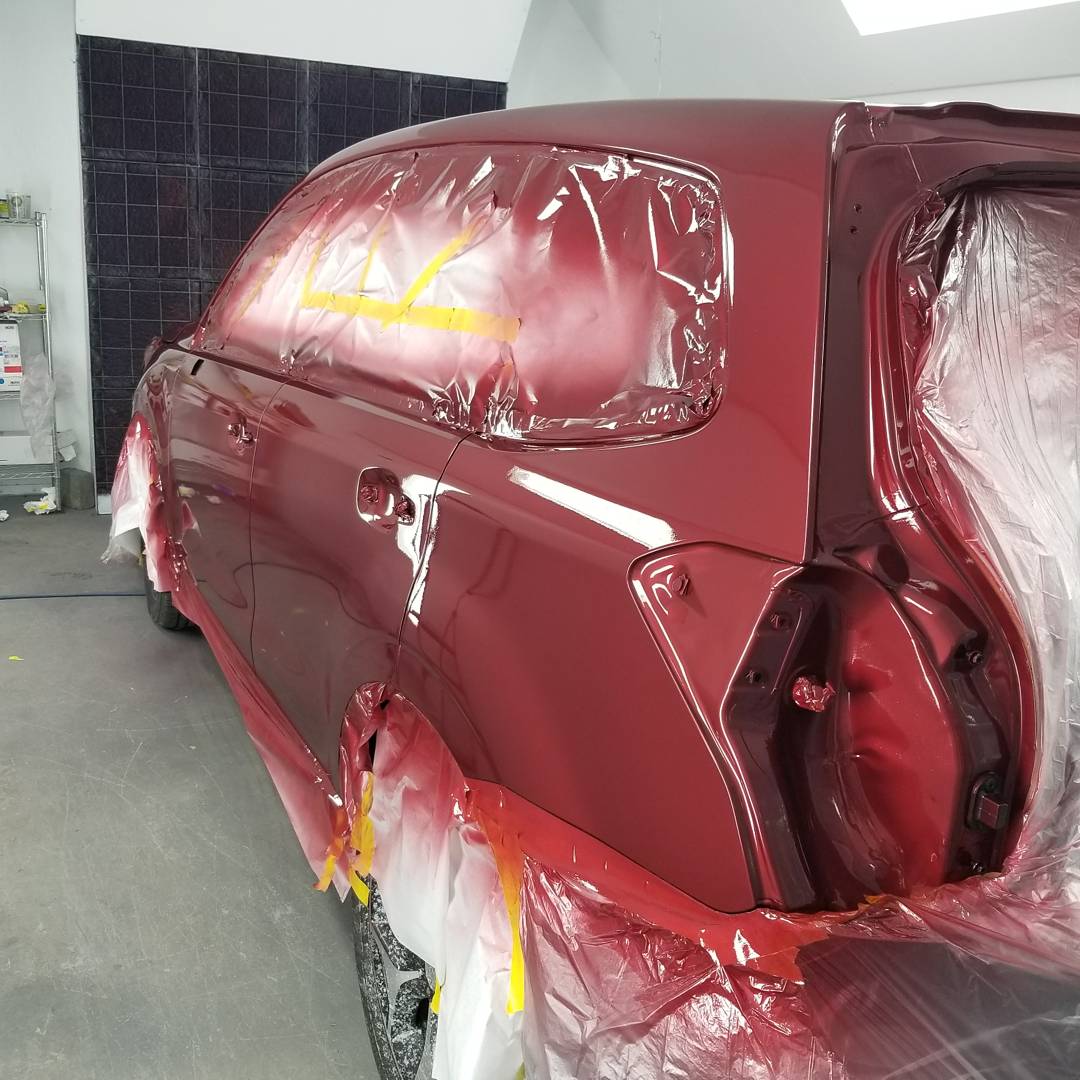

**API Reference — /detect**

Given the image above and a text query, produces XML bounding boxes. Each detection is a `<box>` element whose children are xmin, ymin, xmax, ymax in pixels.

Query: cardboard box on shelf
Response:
<box><xmin>0</xmin><ymin>321</ymin><xmax>22</xmax><ymax>392</ymax></box>
<box><xmin>0</xmin><ymin>428</ymin><xmax>76</xmax><ymax>465</ymax></box>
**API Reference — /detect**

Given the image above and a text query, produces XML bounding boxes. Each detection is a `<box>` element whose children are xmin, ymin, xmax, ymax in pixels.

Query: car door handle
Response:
<box><xmin>357</xmin><ymin>467</ymin><xmax>414</xmax><ymax>528</ymax></box>
<box><xmin>227</xmin><ymin>419</ymin><xmax>254</xmax><ymax>444</ymax></box>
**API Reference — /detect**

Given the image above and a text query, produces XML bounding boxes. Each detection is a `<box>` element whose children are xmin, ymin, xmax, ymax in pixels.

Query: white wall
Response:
<box><xmin>508</xmin><ymin>0</ymin><xmax>661</xmax><ymax>103</ymax></box>
<box><xmin>878</xmin><ymin>74</ymin><xmax>1080</xmax><ymax>111</ymax></box>
<box><xmin>0</xmin><ymin>0</ymin><xmax>94</xmax><ymax>480</ymax></box>
<box><xmin>509</xmin><ymin>0</ymin><xmax>1080</xmax><ymax>113</ymax></box>
<box><xmin>77</xmin><ymin>0</ymin><xmax>531</xmax><ymax>81</ymax></box>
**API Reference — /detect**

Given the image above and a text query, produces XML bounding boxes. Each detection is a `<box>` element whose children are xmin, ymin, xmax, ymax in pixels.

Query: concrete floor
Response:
<box><xmin>0</xmin><ymin>501</ymin><xmax>379</xmax><ymax>1079</ymax></box>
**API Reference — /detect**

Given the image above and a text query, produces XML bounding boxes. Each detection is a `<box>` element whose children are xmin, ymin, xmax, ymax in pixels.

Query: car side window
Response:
<box><xmin>198</xmin><ymin>144</ymin><xmax>729</xmax><ymax>443</ymax></box>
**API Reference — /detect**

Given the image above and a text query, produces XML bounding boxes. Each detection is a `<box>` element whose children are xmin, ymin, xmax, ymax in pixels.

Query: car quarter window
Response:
<box><xmin>197</xmin><ymin>144</ymin><xmax>729</xmax><ymax>442</ymax></box>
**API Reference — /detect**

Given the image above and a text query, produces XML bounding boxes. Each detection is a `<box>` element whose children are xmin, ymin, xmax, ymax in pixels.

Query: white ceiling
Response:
<box><xmin>510</xmin><ymin>0</ymin><xmax>1080</xmax><ymax>105</ymax></box>
<box><xmin>839</xmin><ymin>0</ymin><xmax>1079</xmax><ymax>35</ymax></box>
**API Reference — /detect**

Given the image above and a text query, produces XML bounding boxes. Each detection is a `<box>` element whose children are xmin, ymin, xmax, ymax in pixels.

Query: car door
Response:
<box><xmin>200</xmin><ymin>147</ymin><xmax>501</xmax><ymax>774</ymax></box>
<box><xmin>247</xmin><ymin>386</ymin><xmax>461</xmax><ymax>771</ymax></box>
<box><xmin>163</xmin><ymin>347</ymin><xmax>283</xmax><ymax>659</ymax></box>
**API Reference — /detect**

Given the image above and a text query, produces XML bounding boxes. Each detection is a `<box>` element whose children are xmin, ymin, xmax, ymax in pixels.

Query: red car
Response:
<box><xmin>109</xmin><ymin>100</ymin><xmax>1080</xmax><ymax>1078</ymax></box>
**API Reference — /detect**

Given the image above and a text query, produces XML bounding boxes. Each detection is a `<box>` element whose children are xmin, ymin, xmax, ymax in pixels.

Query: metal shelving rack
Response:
<box><xmin>0</xmin><ymin>212</ymin><xmax>61</xmax><ymax>506</ymax></box>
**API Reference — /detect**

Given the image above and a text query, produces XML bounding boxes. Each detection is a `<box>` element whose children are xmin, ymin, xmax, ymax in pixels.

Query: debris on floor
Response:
<box><xmin>23</xmin><ymin>490</ymin><xmax>57</xmax><ymax>515</ymax></box>
<box><xmin>0</xmin><ymin>509</ymin><xmax>8</xmax><ymax>521</ymax></box>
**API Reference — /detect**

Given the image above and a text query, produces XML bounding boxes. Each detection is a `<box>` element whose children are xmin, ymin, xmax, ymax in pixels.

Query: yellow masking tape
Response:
<box><xmin>379</xmin><ymin>219</ymin><xmax>483</xmax><ymax>326</ymax></box>
<box><xmin>493</xmin><ymin>857</ymin><xmax>525</xmax><ymax>1015</ymax></box>
<box><xmin>348</xmin><ymin>867</ymin><xmax>370</xmax><ymax>906</ymax></box>
<box><xmin>431</xmin><ymin>980</ymin><xmax>442</xmax><ymax>1016</ymax></box>
<box><xmin>300</xmin><ymin>234</ymin><xmax>327</xmax><ymax>298</ymax></box>
<box><xmin>236</xmin><ymin>251</ymin><xmax>281</xmax><ymax>319</ymax></box>
<box><xmin>350</xmin><ymin>773</ymin><xmax>376</xmax><ymax>875</ymax></box>
<box><xmin>354</xmin><ymin>218</ymin><xmax>389</xmax><ymax>294</ymax></box>
<box><xmin>302</xmin><ymin>289</ymin><xmax>520</xmax><ymax>342</ymax></box>
<box><xmin>315</xmin><ymin>852</ymin><xmax>337</xmax><ymax>892</ymax></box>
<box><xmin>506</xmin><ymin>923</ymin><xmax>525</xmax><ymax>1014</ymax></box>
<box><xmin>343</xmin><ymin>771</ymin><xmax>376</xmax><ymax>906</ymax></box>
<box><xmin>299</xmin><ymin>229</ymin><xmax>520</xmax><ymax>344</ymax></box>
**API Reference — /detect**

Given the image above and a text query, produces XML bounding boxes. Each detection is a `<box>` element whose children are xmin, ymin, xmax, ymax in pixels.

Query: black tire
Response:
<box><xmin>353</xmin><ymin>880</ymin><xmax>437</xmax><ymax>1080</ymax></box>
<box><xmin>143</xmin><ymin>557</ymin><xmax>194</xmax><ymax>631</ymax></box>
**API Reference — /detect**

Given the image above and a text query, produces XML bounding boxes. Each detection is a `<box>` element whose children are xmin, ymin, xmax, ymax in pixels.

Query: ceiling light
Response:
<box><xmin>840</xmin><ymin>0</ymin><xmax>1078</xmax><ymax>35</ymax></box>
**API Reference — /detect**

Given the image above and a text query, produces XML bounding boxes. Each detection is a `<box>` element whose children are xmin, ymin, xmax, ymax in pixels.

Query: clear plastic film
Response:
<box><xmin>197</xmin><ymin>145</ymin><xmax>727</xmax><ymax>441</ymax></box>
<box><xmin>102</xmin><ymin>414</ymin><xmax>175</xmax><ymax>593</ymax></box>
<box><xmin>912</xmin><ymin>189</ymin><xmax>1080</xmax><ymax>949</ymax></box>
<box><xmin>105</xmin><ymin>416</ymin><xmax>349</xmax><ymax>889</ymax></box>
<box><xmin>340</xmin><ymin>688</ymin><xmax>524</xmax><ymax>1080</ymax></box>
<box><xmin>336</xmin><ymin>689</ymin><xmax>1080</xmax><ymax>1079</ymax></box>
<box><xmin>18</xmin><ymin>351</ymin><xmax>55</xmax><ymax>462</ymax></box>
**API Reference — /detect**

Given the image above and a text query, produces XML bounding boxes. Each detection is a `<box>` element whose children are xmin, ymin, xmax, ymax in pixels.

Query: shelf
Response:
<box><xmin>0</xmin><ymin>464</ymin><xmax>56</xmax><ymax>480</ymax></box>
<box><xmin>0</xmin><ymin>211</ymin><xmax>58</xmax><ymax>506</ymax></box>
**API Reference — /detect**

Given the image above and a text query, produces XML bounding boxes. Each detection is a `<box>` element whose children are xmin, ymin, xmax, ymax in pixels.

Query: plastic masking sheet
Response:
<box><xmin>102</xmin><ymin>414</ymin><xmax>175</xmax><ymax>594</ymax></box>
<box><xmin>341</xmin><ymin>686</ymin><xmax>524</xmax><ymax>1080</ymax></box>
<box><xmin>19</xmin><ymin>351</ymin><xmax>55</xmax><ymax>462</ymax></box>
<box><xmin>502</xmin><ymin>186</ymin><xmax>1080</xmax><ymax>1080</ymax></box>
<box><xmin>104</xmin><ymin>184</ymin><xmax>1080</xmax><ymax>1077</ymax></box>
<box><xmin>104</xmin><ymin>414</ymin><xmax>350</xmax><ymax>891</ymax></box>
<box><xmin>910</xmin><ymin>187</ymin><xmax>1080</xmax><ymax>870</ymax></box>
<box><xmin>196</xmin><ymin>145</ymin><xmax>727</xmax><ymax>442</ymax></box>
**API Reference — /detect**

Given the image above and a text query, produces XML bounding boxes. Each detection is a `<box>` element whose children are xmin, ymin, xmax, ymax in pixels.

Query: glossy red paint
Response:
<box><xmin>158</xmin><ymin>349</ymin><xmax>283</xmax><ymax>658</ymax></box>
<box><xmin>249</xmin><ymin>384</ymin><xmax>459</xmax><ymax>771</ymax></box>
<box><xmin>124</xmin><ymin>100</ymin><xmax>1080</xmax><ymax>921</ymax></box>
<box><xmin>395</xmin><ymin>444</ymin><xmax>773</xmax><ymax>912</ymax></box>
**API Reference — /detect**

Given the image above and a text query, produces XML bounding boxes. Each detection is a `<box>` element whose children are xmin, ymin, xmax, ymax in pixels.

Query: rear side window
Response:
<box><xmin>198</xmin><ymin>143</ymin><xmax>729</xmax><ymax>442</ymax></box>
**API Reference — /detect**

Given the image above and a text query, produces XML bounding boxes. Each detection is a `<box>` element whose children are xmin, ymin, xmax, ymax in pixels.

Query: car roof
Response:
<box><xmin>312</xmin><ymin>98</ymin><xmax>851</xmax><ymax>186</ymax></box>
<box><xmin>312</xmin><ymin>97</ymin><xmax>1080</xmax><ymax>188</ymax></box>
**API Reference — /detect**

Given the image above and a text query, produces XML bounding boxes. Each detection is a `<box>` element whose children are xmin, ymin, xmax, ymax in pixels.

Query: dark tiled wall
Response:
<box><xmin>77</xmin><ymin>37</ymin><xmax>506</xmax><ymax>492</ymax></box>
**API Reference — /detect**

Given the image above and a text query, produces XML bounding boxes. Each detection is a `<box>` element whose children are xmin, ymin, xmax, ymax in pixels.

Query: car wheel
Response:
<box><xmin>142</xmin><ymin>556</ymin><xmax>194</xmax><ymax>631</ymax></box>
<box><xmin>353</xmin><ymin>880</ymin><xmax>437</xmax><ymax>1080</ymax></box>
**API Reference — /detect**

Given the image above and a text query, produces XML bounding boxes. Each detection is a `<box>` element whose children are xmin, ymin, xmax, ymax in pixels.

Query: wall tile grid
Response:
<box><xmin>77</xmin><ymin>36</ymin><xmax>507</xmax><ymax>492</ymax></box>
